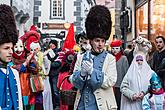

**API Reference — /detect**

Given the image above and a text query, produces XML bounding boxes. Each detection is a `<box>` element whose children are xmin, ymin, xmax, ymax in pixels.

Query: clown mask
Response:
<box><xmin>14</xmin><ymin>39</ymin><xmax>24</xmax><ymax>56</ymax></box>
<box><xmin>111</xmin><ymin>47</ymin><xmax>121</xmax><ymax>55</ymax></box>
<box><xmin>30</xmin><ymin>42</ymin><xmax>40</xmax><ymax>54</ymax></box>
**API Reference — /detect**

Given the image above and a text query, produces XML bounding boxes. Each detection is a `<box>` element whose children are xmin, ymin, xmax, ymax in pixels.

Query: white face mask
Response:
<box><xmin>111</xmin><ymin>47</ymin><xmax>121</xmax><ymax>55</ymax></box>
<box><xmin>14</xmin><ymin>39</ymin><xmax>24</xmax><ymax>56</ymax></box>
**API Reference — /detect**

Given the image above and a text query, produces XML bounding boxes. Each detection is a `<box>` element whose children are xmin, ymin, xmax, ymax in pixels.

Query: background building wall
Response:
<box><xmin>0</xmin><ymin>0</ymin><xmax>10</xmax><ymax>5</ymax></box>
<box><xmin>13</xmin><ymin>0</ymin><xmax>34</xmax><ymax>36</ymax></box>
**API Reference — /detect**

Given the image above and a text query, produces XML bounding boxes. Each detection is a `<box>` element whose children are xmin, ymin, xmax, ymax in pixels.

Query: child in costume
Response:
<box><xmin>0</xmin><ymin>4</ymin><xmax>23</xmax><ymax>110</ymax></box>
<box><xmin>142</xmin><ymin>73</ymin><xmax>165</xmax><ymax>110</ymax></box>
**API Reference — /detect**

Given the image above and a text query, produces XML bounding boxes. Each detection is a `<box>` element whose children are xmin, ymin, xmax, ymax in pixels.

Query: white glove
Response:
<box><xmin>81</xmin><ymin>59</ymin><xmax>93</xmax><ymax>76</ymax></box>
<box><xmin>48</xmin><ymin>49</ymin><xmax>56</xmax><ymax>58</ymax></box>
<box><xmin>82</xmin><ymin>43</ymin><xmax>91</xmax><ymax>51</ymax></box>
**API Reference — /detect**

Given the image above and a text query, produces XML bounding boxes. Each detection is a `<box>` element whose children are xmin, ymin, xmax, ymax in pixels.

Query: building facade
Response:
<box><xmin>38</xmin><ymin>0</ymin><xmax>95</xmax><ymax>46</ymax></box>
<box><xmin>128</xmin><ymin>0</ymin><xmax>165</xmax><ymax>41</ymax></box>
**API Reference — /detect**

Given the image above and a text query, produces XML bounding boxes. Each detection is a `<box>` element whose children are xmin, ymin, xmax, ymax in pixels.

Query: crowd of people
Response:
<box><xmin>0</xmin><ymin>4</ymin><xmax>165</xmax><ymax>110</ymax></box>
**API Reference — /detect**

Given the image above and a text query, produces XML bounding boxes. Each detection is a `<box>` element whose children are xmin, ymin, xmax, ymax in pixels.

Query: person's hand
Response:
<box><xmin>137</xmin><ymin>91</ymin><xmax>145</xmax><ymax>99</ymax></box>
<box><xmin>132</xmin><ymin>93</ymin><xmax>139</xmax><ymax>101</ymax></box>
<box><xmin>23</xmin><ymin>52</ymin><xmax>34</xmax><ymax>66</ymax></box>
<box><xmin>81</xmin><ymin>59</ymin><xmax>93</xmax><ymax>75</ymax></box>
<box><xmin>48</xmin><ymin>49</ymin><xmax>56</xmax><ymax>58</ymax></box>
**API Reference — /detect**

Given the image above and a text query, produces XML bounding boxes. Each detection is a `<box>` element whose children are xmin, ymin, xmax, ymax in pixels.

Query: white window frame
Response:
<box><xmin>50</xmin><ymin>0</ymin><xmax>64</xmax><ymax>19</ymax></box>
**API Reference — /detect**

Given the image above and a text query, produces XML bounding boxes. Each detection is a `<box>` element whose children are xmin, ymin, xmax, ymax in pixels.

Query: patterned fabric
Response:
<box><xmin>30</xmin><ymin>75</ymin><xmax>44</xmax><ymax>92</ymax></box>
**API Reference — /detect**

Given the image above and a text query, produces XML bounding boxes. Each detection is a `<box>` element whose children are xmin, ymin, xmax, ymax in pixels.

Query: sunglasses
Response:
<box><xmin>136</xmin><ymin>59</ymin><xmax>143</xmax><ymax>61</ymax></box>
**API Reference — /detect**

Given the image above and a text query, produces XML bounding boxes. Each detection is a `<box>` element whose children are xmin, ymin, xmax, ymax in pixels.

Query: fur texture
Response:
<box><xmin>0</xmin><ymin>4</ymin><xmax>18</xmax><ymax>45</ymax></box>
<box><xmin>85</xmin><ymin>5</ymin><xmax>112</xmax><ymax>40</ymax></box>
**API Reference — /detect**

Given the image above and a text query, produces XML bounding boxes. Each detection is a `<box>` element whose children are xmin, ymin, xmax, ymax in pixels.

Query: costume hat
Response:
<box><xmin>110</xmin><ymin>39</ymin><xmax>122</xmax><ymax>47</ymax></box>
<box><xmin>0</xmin><ymin>4</ymin><xmax>18</xmax><ymax>45</ymax></box>
<box><xmin>150</xmin><ymin>73</ymin><xmax>162</xmax><ymax>89</ymax></box>
<box><xmin>85</xmin><ymin>5</ymin><xmax>112</xmax><ymax>40</ymax></box>
<box><xmin>20</xmin><ymin>25</ymin><xmax>40</xmax><ymax>52</ymax></box>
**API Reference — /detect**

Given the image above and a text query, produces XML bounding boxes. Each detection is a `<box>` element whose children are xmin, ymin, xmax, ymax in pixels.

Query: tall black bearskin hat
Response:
<box><xmin>0</xmin><ymin>4</ymin><xmax>18</xmax><ymax>45</ymax></box>
<box><xmin>85</xmin><ymin>5</ymin><xmax>112</xmax><ymax>40</ymax></box>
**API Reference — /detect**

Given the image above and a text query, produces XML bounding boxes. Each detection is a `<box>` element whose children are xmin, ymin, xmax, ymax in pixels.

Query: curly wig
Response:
<box><xmin>0</xmin><ymin>4</ymin><xmax>18</xmax><ymax>45</ymax></box>
<box><xmin>85</xmin><ymin>5</ymin><xmax>112</xmax><ymax>40</ymax></box>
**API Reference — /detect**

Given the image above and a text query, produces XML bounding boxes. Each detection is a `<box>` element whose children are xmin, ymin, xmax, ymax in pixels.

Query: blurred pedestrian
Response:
<box><xmin>147</xmin><ymin>41</ymin><xmax>156</xmax><ymax>67</ymax></box>
<box><xmin>47</xmin><ymin>40</ymin><xmax>61</xmax><ymax>110</ymax></box>
<box><xmin>69</xmin><ymin>5</ymin><xmax>117</xmax><ymax>110</ymax></box>
<box><xmin>127</xmin><ymin>39</ymin><xmax>136</xmax><ymax>65</ymax></box>
<box><xmin>152</xmin><ymin>36</ymin><xmax>165</xmax><ymax>88</ymax></box>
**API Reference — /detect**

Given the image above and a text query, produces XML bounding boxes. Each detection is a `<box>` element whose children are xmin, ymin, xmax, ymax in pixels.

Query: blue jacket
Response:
<box><xmin>0</xmin><ymin>67</ymin><xmax>19</xmax><ymax>110</ymax></box>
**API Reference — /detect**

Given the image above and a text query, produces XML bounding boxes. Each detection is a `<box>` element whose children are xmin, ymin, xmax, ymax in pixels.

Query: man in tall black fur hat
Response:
<box><xmin>69</xmin><ymin>5</ymin><xmax>117</xmax><ymax>109</ymax></box>
<box><xmin>0</xmin><ymin>4</ymin><xmax>23</xmax><ymax>110</ymax></box>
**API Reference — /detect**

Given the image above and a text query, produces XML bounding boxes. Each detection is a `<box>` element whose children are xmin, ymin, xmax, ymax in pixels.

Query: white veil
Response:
<box><xmin>126</xmin><ymin>53</ymin><xmax>153</xmax><ymax>93</ymax></box>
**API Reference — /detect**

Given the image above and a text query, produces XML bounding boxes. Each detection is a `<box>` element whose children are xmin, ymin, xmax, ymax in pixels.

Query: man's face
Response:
<box><xmin>90</xmin><ymin>38</ymin><xmax>105</xmax><ymax>53</ymax></box>
<box><xmin>155</xmin><ymin>38</ymin><xmax>165</xmax><ymax>51</ymax></box>
<box><xmin>14</xmin><ymin>39</ymin><xmax>24</xmax><ymax>56</ymax></box>
<box><xmin>111</xmin><ymin>47</ymin><xmax>121</xmax><ymax>55</ymax></box>
<box><xmin>0</xmin><ymin>43</ymin><xmax>13</xmax><ymax>63</ymax></box>
<box><xmin>49</xmin><ymin>43</ymin><xmax>56</xmax><ymax>49</ymax></box>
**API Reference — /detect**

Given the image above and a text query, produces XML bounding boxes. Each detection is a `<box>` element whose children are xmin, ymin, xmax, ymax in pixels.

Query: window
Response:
<box><xmin>51</xmin><ymin>0</ymin><xmax>64</xmax><ymax>19</ymax></box>
<box><xmin>136</xmin><ymin>3</ymin><xmax>148</xmax><ymax>38</ymax></box>
<box><xmin>149</xmin><ymin>0</ymin><xmax>165</xmax><ymax>41</ymax></box>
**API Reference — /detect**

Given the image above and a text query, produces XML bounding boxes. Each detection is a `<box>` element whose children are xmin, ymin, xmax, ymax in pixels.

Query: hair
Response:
<box><xmin>75</xmin><ymin>31</ymin><xmax>88</xmax><ymax>44</ymax></box>
<box><xmin>85</xmin><ymin>5</ymin><xmax>112</xmax><ymax>40</ymax></box>
<box><xmin>127</xmin><ymin>45</ymin><xmax>132</xmax><ymax>49</ymax></box>
<box><xmin>49</xmin><ymin>40</ymin><xmax>58</xmax><ymax>47</ymax></box>
<box><xmin>0</xmin><ymin>4</ymin><xmax>18</xmax><ymax>45</ymax></box>
<box><xmin>155</xmin><ymin>36</ymin><xmax>165</xmax><ymax>44</ymax></box>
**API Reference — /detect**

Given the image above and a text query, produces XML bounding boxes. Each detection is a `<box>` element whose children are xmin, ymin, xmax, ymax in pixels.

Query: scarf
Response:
<box><xmin>114</xmin><ymin>52</ymin><xmax>122</xmax><ymax>61</ymax></box>
<box><xmin>12</xmin><ymin>51</ymin><xmax>25</xmax><ymax>60</ymax></box>
<box><xmin>151</xmin><ymin>88</ymin><xmax>164</xmax><ymax>95</ymax></box>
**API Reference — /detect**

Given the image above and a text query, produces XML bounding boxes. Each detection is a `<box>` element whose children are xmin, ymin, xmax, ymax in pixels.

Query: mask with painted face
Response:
<box><xmin>111</xmin><ymin>47</ymin><xmax>121</xmax><ymax>55</ymax></box>
<box><xmin>14</xmin><ymin>39</ymin><xmax>24</xmax><ymax>56</ymax></box>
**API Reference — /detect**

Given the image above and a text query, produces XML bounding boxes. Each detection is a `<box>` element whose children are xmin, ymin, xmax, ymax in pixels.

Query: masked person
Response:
<box><xmin>0</xmin><ymin>4</ymin><xmax>23</xmax><ymax>110</ymax></box>
<box><xmin>142</xmin><ymin>73</ymin><xmax>165</xmax><ymax>110</ymax></box>
<box><xmin>30</xmin><ymin>42</ymin><xmax>53</xmax><ymax>110</ymax></box>
<box><xmin>13</xmin><ymin>39</ymin><xmax>35</xmax><ymax>109</ymax></box>
<box><xmin>120</xmin><ymin>54</ymin><xmax>153</xmax><ymax>110</ymax></box>
<box><xmin>110</xmin><ymin>39</ymin><xmax>129</xmax><ymax>110</ymax></box>
<box><xmin>69</xmin><ymin>5</ymin><xmax>117</xmax><ymax>110</ymax></box>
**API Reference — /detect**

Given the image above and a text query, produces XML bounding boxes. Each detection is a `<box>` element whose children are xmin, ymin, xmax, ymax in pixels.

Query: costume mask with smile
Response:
<box><xmin>14</xmin><ymin>39</ymin><xmax>24</xmax><ymax>56</ymax></box>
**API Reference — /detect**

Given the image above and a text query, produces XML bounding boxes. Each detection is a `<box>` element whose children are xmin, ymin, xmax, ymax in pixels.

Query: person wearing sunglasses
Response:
<box><xmin>120</xmin><ymin>54</ymin><xmax>154</xmax><ymax>110</ymax></box>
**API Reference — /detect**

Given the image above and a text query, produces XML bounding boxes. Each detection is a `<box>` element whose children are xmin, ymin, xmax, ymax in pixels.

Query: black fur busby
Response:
<box><xmin>85</xmin><ymin>5</ymin><xmax>112</xmax><ymax>40</ymax></box>
<box><xmin>0</xmin><ymin>4</ymin><xmax>18</xmax><ymax>45</ymax></box>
